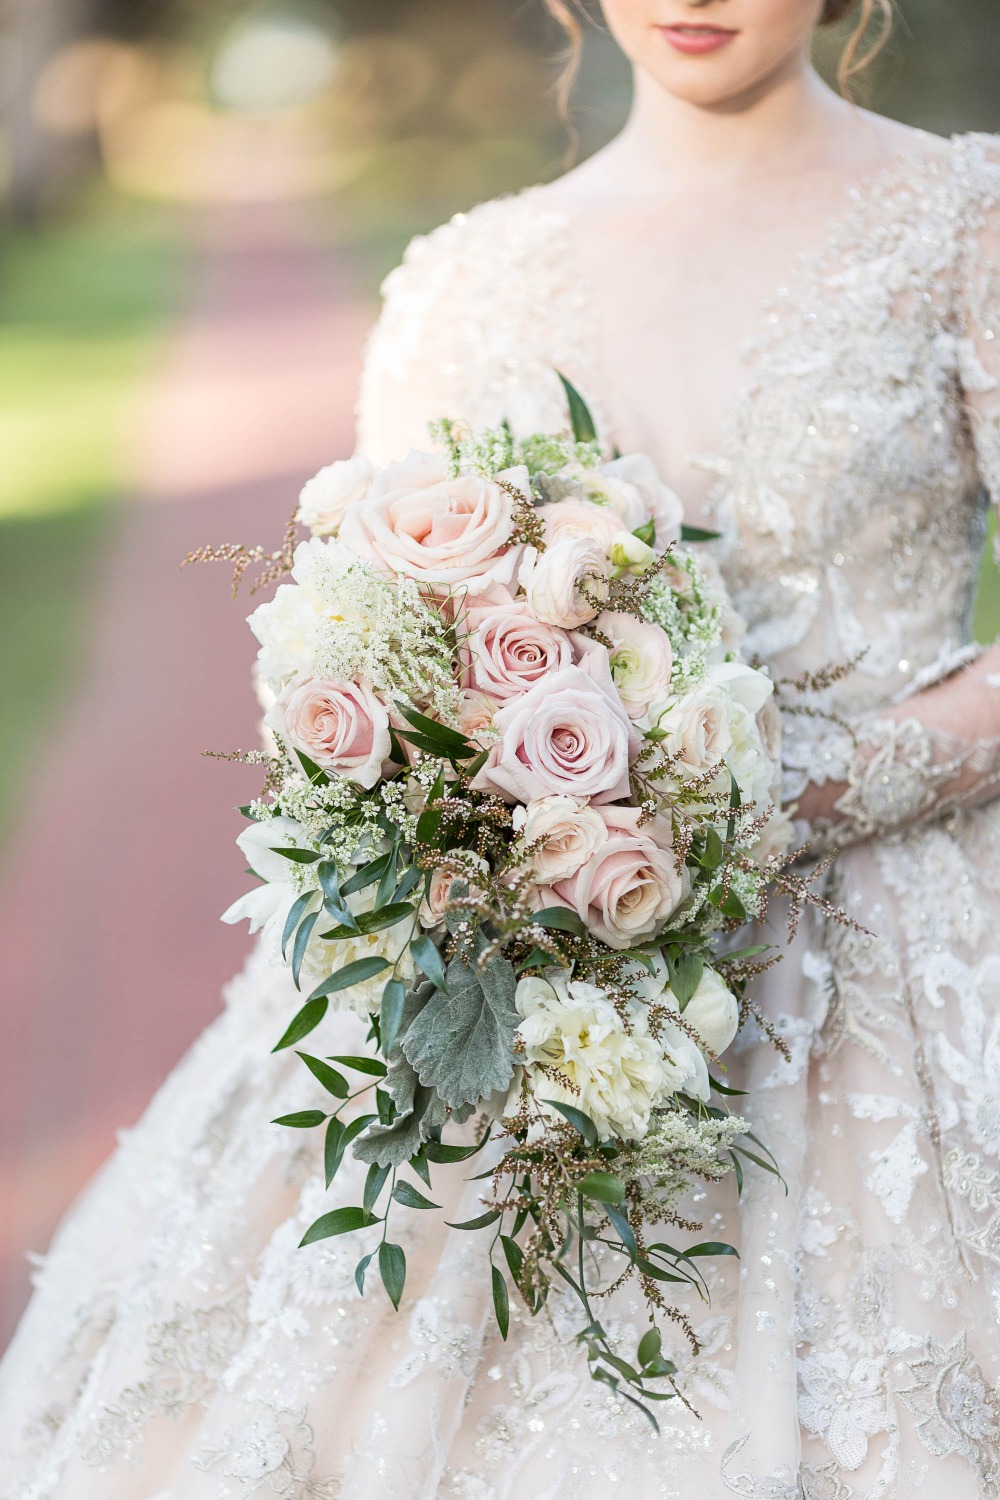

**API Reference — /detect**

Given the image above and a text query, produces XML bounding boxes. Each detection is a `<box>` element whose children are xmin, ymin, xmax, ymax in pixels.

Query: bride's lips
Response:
<box><xmin>657</xmin><ymin>23</ymin><xmax>737</xmax><ymax>55</ymax></box>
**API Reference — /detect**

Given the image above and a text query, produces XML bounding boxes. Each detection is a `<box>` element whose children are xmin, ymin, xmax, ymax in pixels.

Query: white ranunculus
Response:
<box><xmin>705</xmin><ymin>660</ymin><xmax>774</xmax><ymax>717</ymax></box>
<box><xmin>512</xmin><ymin>795</ymin><xmax>608</xmax><ymax>883</ymax></box>
<box><xmin>509</xmin><ymin>975</ymin><xmax>681</xmax><ymax>1141</ymax></box>
<box><xmin>297</xmin><ymin>456</ymin><xmax>375</xmax><ymax>537</ymax></box>
<box><xmin>518</xmin><ymin>535</ymin><xmax>611</xmax><ymax>629</ymax></box>
<box><xmin>596</xmin><ymin>454</ymin><xmax>685</xmax><ymax>547</ymax></box>
<box><xmin>595</xmin><ymin>610</ymin><xmax>674</xmax><ymax>722</ymax></box>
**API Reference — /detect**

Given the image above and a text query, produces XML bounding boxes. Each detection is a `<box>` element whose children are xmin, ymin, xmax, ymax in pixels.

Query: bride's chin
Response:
<box><xmin>636</xmin><ymin>50</ymin><xmax>807</xmax><ymax>112</ymax></box>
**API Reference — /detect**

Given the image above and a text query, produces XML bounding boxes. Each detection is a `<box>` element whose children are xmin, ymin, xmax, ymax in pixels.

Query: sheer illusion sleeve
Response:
<box><xmin>798</xmin><ymin>135</ymin><xmax>1000</xmax><ymax>851</ymax></box>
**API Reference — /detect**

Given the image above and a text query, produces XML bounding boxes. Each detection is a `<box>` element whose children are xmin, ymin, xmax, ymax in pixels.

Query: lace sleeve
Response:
<box><xmin>354</xmin><ymin>191</ymin><xmax>606</xmax><ymax>467</ymax></box>
<box><xmin>956</xmin><ymin>134</ymin><xmax>1000</xmax><ymax>507</ymax></box>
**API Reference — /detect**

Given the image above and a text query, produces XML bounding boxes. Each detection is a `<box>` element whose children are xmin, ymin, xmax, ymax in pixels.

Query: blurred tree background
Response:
<box><xmin>0</xmin><ymin>0</ymin><xmax>999</xmax><ymax>840</ymax></box>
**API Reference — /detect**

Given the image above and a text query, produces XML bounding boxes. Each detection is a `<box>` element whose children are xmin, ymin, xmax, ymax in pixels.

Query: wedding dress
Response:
<box><xmin>2</xmin><ymin>131</ymin><xmax>1000</xmax><ymax>1500</ymax></box>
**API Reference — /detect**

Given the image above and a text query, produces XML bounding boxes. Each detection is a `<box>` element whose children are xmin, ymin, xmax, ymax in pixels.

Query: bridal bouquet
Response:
<box><xmin>219</xmin><ymin>380</ymin><xmax>791</xmax><ymax>1422</ymax></box>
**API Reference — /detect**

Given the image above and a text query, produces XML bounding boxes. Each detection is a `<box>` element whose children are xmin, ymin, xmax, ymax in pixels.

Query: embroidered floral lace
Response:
<box><xmin>2</xmin><ymin>133</ymin><xmax>1000</xmax><ymax>1500</ymax></box>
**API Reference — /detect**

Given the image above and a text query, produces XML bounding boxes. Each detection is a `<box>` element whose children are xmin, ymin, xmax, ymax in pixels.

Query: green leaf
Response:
<box><xmin>492</xmin><ymin>1264</ymin><xmax>510</xmax><ymax>1340</ymax></box>
<box><xmin>401</xmin><ymin>944</ymin><xmax>519</xmax><ymax>1111</ymax></box>
<box><xmin>354</xmin><ymin>1251</ymin><xmax>374</xmax><ymax>1295</ymax></box>
<box><xmin>447</xmin><ymin>1209</ymin><xmax>501</xmax><ymax>1231</ymax></box>
<box><xmin>680</xmin><ymin>523</ymin><xmax>722</xmax><ymax>543</ymax></box>
<box><xmin>636</xmin><ymin>1256</ymin><xmax>688</xmax><ymax>1285</ymax></box>
<box><xmin>376</xmin><ymin>1087</ymin><xmax>395</xmax><ymax>1125</ymax></box>
<box><xmin>684</xmin><ymin>1241</ymin><xmax>740</xmax><ymax>1259</ymax></box>
<box><xmin>272</xmin><ymin>1109</ymin><xmax>327</xmax><ymax>1129</ymax></box>
<box><xmin>532</xmin><ymin>905</ymin><xmax>587</xmax><ymax>937</ymax></box>
<box><xmin>578</xmin><ymin>1172</ymin><xmax>626</xmax><ymax>1205</ymax></box>
<box><xmin>291</xmin><ymin>911</ymin><xmax>319</xmax><ymax>990</ymax></box>
<box><xmin>393</xmin><ymin>866</ymin><xmax>422</xmax><ymax>903</ymax></box>
<box><xmin>416</xmin><ymin>769</ymin><xmax>446</xmax><ymax>845</ymax></box>
<box><xmin>363</xmin><ymin>1162</ymin><xmax>391</xmax><ymax>1215</ymax></box>
<box><xmin>274</xmin><ymin>847</ymin><xmax>322</xmax><ymax>864</ymax></box>
<box><xmin>317</xmin><ymin>904</ymin><xmax>414</xmax><ymax>941</ymax></box>
<box><xmin>394</xmin><ymin>704</ymin><xmax>475</xmax><ymax>756</ymax></box>
<box><xmin>392</xmin><ymin>1180</ymin><xmax>440</xmax><ymax>1211</ymax></box>
<box><xmin>729</xmin><ymin>1150</ymin><xmax>744</xmax><ymax>1195</ymax></box>
<box><xmin>556</xmin><ymin>370</ymin><xmax>598</xmax><ymax>444</ymax></box>
<box><xmin>307</xmin><ymin>957</ymin><xmax>389</xmax><ymax>1002</ymax></box>
<box><xmin>282</xmin><ymin>890</ymin><xmax>318</xmax><ymax>960</ymax></box>
<box><xmin>324</xmin><ymin>1116</ymin><xmax>345</xmax><ymax>1187</ymax></box>
<box><xmin>632</xmin><ymin>518</ymin><xmax>656</xmax><ymax>547</ymax></box>
<box><xmin>330</xmin><ymin>1054</ymin><xmax>388</xmax><ymax>1078</ymax></box>
<box><xmin>410</xmin><ymin>1148</ymin><xmax>433</xmax><ymax>1188</ymax></box>
<box><xmin>380</xmin><ymin>979</ymin><xmax>406</xmax><ymax>1057</ymax></box>
<box><xmin>638</xmin><ymin>1327</ymin><xmax>662</xmax><ymax>1369</ymax></box>
<box><xmin>424</xmin><ymin>1134</ymin><xmax>490</xmax><ymax>1164</ymax></box>
<box><xmin>375</xmin><ymin>845</ymin><xmax>400</xmax><ymax>909</ymax></box>
<box><xmin>709</xmin><ymin>1074</ymin><xmax>749</xmax><ymax>1097</ymax></box>
<box><xmin>273</xmin><ymin>996</ymin><xmax>328</xmax><ymax>1053</ymax></box>
<box><xmin>379</xmin><ymin>1241</ymin><xmax>406</xmax><ymax>1310</ymax></box>
<box><xmin>708</xmin><ymin>885</ymin><xmax>747</xmax><ymax>922</ymax></box>
<box><xmin>606</xmin><ymin>1203</ymin><xmax>638</xmax><ymax>1262</ymax></box>
<box><xmin>295</xmin><ymin>1052</ymin><xmax>350</xmax><ymax>1098</ymax></box>
<box><xmin>541</xmin><ymin>1098</ymin><xmax>599</xmax><ymax>1146</ymax></box>
<box><xmin>500</xmin><ymin>1234</ymin><xmax>524</xmax><ymax>1284</ymax></box>
<box><xmin>294</xmin><ymin>748</ymin><xmax>330</xmax><ymax>785</ymax></box>
<box><xmin>299</xmin><ymin>1205</ymin><xmax>372</xmax><ymax>1247</ymax></box>
<box><xmin>669</xmin><ymin>951</ymin><xmax>704</xmax><ymax>1011</ymax></box>
<box><xmin>341</xmin><ymin>852</ymin><xmax>393</xmax><ymax>898</ymax></box>
<box><xmin>410</xmin><ymin>933</ymin><xmax>448</xmax><ymax>993</ymax></box>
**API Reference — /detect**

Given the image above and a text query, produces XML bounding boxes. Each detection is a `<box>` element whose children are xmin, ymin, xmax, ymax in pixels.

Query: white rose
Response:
<box><xmin>676</xmin><ymin>967</ymin><xmax>740</xmax><ymax>1057</ymax></box>
<box><xmin>750</xmin><ymin>807</ymin><xmax>796</xmax><ymax>866</ymax></box>
<box><xmin>512</xmin><ymin>795</ymin><xmax>608</xmax><ymax>883</ymax></box>
<box><xmin>519</xmin><ymin>536</ymin><xmax>611</xmax><ymax>629</ymax></box>
<box><xmin>297</xmin><ymin>456</ymin><xmax>375</xmax><ymax>537</ymax></box>
<box><xmin>595</xmin><ymin>454</ymin><xmax>684</xmax><ymax>547</ymax></box>
<box><xmin>595</xmin><ymin>610</ymin><xmax>674</xmax><ymax>721</ymax></box>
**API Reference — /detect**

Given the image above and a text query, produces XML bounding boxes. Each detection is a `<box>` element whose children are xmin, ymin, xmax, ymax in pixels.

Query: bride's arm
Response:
<box><xmin>794</xmin><ymin>136</ymin><xmax>1000</xmax><ymax>847</ymax></box>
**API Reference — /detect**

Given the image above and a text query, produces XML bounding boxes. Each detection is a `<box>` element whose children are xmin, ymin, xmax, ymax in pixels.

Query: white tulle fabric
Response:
<box><xmin>3</xmin><ymin>134</ymin><xmax>1000</xmax><ymax>1499</ymax></box>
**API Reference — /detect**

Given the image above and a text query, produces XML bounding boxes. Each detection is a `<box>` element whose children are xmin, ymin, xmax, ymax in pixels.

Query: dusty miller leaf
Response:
<box><xmin>401</xmin><ymin>941</ymin><xmax>518</xmax><ymax>1111</ymax></box>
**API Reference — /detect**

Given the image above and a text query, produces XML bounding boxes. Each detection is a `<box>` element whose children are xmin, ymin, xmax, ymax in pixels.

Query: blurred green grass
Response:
<box><xmin>0</xmin><ymin>195</ymin><xmax>184</xmax><ymax>844</ymax></box>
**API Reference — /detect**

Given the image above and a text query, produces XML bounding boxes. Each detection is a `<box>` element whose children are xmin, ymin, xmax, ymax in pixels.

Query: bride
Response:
<box><xmin>3</xmin><ymin>1</ymin><xmax>1000</xmax><ymax>1495</ymax></box>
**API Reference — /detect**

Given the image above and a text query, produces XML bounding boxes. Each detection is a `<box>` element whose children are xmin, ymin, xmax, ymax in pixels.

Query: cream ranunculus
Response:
<box><xmin>547</xmin><ymin>804</ymin><xmax>688</xmax><ymax>949</ymax></box>
<box><xmin>338</xmin><ymin>452</ymin><xmax>523</xmax><ymax>595</ymax></box>
<box><xmin>537</xmin><ymin>497</ymin><xmax>625</xmax><ymax>550</ymax></box>
<box><xmin>267</xmin><ymin>677</ymin><xmax>391</xmax><ymax>789</ymax></box>
<box><xmin>512</xmin><ymin>795</ymin><xmax>608</xmax><ymax>883</ymax></box>
<box><xmin>463</xmin><ymin>600</ymin><xmax>576</xmax><ymax>702</ymax></box>
<box><xmin>593</xmin><ymin>454</ymin><xmax>685</xmax><ymax>547</ymax></box>
<box><xmin>509</xmin><ymin>975</ymin><xmax>676</xmax><ymax>1141</ymax></box>
<box><xmin>595</xmin><ymin>610</ymin><xmax>674</xmax><ymax>722</ymax></box>
<box><xmin>471</xmin><ymin>664</ymin><xmax>637</xmax><ymax>805</ymax></box>
<box><xmin>518</xmin><ymin>535</ymin><xmax>611</xmax><ymax>629</ymax></box>
<box><xmin>297</xmin><ymin>456</ymin><xmax>375</xmax><ymax>537</ymax></box>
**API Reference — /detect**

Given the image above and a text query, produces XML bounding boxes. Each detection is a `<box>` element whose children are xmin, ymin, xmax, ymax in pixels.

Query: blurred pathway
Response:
<box><xmin>0</xmin><ymin>202</ymin><xmax>373</xmax><ymax>1344</ymax></box>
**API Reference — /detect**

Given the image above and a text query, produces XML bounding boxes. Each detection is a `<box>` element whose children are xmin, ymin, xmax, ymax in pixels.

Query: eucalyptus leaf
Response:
<box><xmin>272</xmin><ymin>996</ymin><xmax>327</xmax><ymax>1053</ymax></box>
<box><xmin>282</xmin><ymin>890</ymin><xmax>318</xmax><ymax>960</ymax></box>
<box><xmin>295</xmin><ymin>1052</ymin><xmax>349</xmax><ymax>1098</ymax></box>
<box><xmin>290</xmin><ymin>911</ymin><xmax>319</xmax><ymax>990</ymax></box>
<box><xmin>307</xmin><ymin>957</ymin><xmax>389</xmax><ymax>1002</ymax></box>
<box><xmin>492</xmin><ymin>1264</ymin><xmax>510</xmax><ymax>1340</ymax></box>
<box><xmin>272</xmin><ymin>1109</ymin><xmax>327</xmax><ymax>1129</ymax></box>
<box><xmin>379</xmin><ymin>1241</ymin><xmax>406</xmax><ymax>1310</ymax></box>
<box><xmin>299</xmin><ymin>1205</ymin><xmax>373</xmax><ymax>1248</ymax></box>
<box><xmin>392</xmin><ymin>1180</ymin><xmax>439</xmax><ymax>1211</ymax></box>
<box><xmin>556</xmin><ymin>370</ymin><xmax>598</xmax><ymax>444</ymax></box>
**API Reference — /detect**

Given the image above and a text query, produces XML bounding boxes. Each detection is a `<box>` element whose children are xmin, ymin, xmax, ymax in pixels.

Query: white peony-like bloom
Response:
<box><xmin>297</xmin><ymin>455</ymin><xmax>375</xmax><ymax>536</ymax></box>
<box><xmin>247</xmin><ymin>583</ymin><xmax>324</xmax><ymax>691</ymax></box>
<box><xmin>509</xmin><ymin>975</ymin><xmax>694</xmax><ymax>1141</ymax></box>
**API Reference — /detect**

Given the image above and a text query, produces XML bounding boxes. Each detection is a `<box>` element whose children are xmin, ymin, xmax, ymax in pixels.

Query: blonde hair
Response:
<box><xmin>542</xmin><ymin>0</ymin><xmax>895</xmax><ymax>116</ymax></box>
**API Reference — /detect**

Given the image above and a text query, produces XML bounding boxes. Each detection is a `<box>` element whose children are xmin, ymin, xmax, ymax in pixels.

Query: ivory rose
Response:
<box><xmin>456</xmin><ymin>689</ymin><xmax>496</xmax><ymax>742</ymax></box>
<box><xmin>652</xmin><ymin>688</ymin><xmax>733</xmax><ymax>778</ymax></box>
<box><xmin>594</xmin><ymin>454</ymin><xmax>685</xmax><ymax>547</ymax></box>
<box><xmin>297</xmin><ymin>456</ymin><xmax>375</xmax><ymax>536</ymax></box>
<box><xmin>545</xmin><ymin>804</ymin><xmax>689</xmax><ymax>949</ymax></box>
<box><xmin>675</xmin><ymin>967</ymin><xmax>740</xmax><ymax>1057</ymax></box>
<box><xmin>518</xmin><ymin>535</ymin><xmax>611</xmax><ymax>629</ymax></box>
<box><xmin>338</xmin><ymin>453</ymin><xmax>524</xmax><ymax>594</ymax></box>
<box><xmin>471</xmin><ymin>665</ymin><xmax>637</xmax><ymax>805</ymax></box>
<box><xmin>266</xmin><ymin>677</ymin><xmax>390</xmax><ymax>789</ymax></box>
<box><xmin>512</xmin><ymin>795</ymin><xmax>608</xmax><ymax>883</ymax></box>
<box><xmin>463</xmin><ymin>602</ymin><xmax>576</xmax><ymax>702</ymax></box>
<box><xmin>595</xmin><ymin>610</ymin><xmax>674</xmax><ymax>721</ymax></box>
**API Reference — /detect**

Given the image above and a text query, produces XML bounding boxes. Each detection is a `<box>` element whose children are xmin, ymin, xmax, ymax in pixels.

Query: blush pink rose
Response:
<box><xmin>545</xmin><ymin>805</ymin><xmax>689</xmax><ymax>949</ymax></box>
<box><xmin>338</xmin><ymin>452</ymin><xmax>524</xmax><ymax>595</ymax></box>
<box><xmin>268</xmin><ymin>678</ymin><xmax>391</xmax><ymax>789</ymax></box>
<box><xmin>470</xmin><ymin>664</ymin><xmax>638</xmax><ymax>805</ymax></box>
<box><xmin>463</xmin><ymin>601</ymin><xmax>577</xmax><ymax>702</ymax></box>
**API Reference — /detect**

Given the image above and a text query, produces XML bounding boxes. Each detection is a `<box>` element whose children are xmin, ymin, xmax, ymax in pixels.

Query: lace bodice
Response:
<box><xmin>357</xmin><ymin>134</ymin><xmax>1000</xmax><ymax>731</ymax></box>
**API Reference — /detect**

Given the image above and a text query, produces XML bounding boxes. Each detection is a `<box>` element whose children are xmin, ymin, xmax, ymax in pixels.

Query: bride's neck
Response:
<box><xmin>611</xmin><ymin>63</ymin><xmax>853</xmax><ymax>192</ymax></box>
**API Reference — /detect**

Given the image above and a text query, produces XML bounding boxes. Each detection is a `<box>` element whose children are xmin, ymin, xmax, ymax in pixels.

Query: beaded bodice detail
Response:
<box><xmin>358</xmin><ymin>134</ymin><xmax>1000</xmax><ymax>724</ymax></box>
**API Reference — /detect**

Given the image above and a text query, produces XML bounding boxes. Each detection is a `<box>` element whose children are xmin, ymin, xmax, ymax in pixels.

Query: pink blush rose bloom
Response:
<box><xmin>471</xmin><ymin>664</ymin><xmax>638</xmax><ymax>805</ymax></box>
<box><xmin>338</xmin><ymin>453</ymin><xmax>525</xmax><ymax>595</ymax></box>
<box><xmin>267</xmin><ymin>678</ymin><xmax>391</xmax><ymax>790</ymax></box>
<box><xmin>546</xmin><ymin>805</ymin><xmax>689</xmax><ymax>949</ymax></box>
<box><xmin>463</xmin><ymin>601</ymin><xmax>578</xmax><ymax>702</ymax></box>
